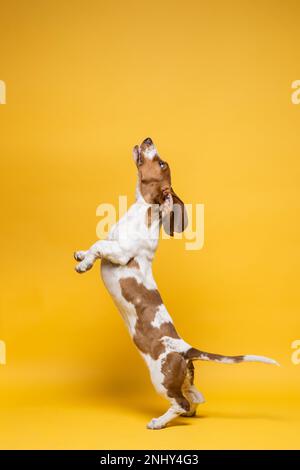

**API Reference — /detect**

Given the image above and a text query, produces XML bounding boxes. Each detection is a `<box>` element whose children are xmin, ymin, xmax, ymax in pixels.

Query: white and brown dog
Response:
<box><xmin>74</xmin><ymin>137</ymin><xmax>278</xmax><ymax>430</ymax></box>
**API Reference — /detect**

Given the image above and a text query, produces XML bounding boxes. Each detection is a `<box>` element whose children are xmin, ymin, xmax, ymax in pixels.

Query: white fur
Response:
<box><xmin>147</xmin><ymin>400</ymin><xmax>183</xmax><ymax>429</ymax></box>
<box><xmin>151</xmin><ymin>304</ymin><xmax>173</xmax><ymax>328</ymax></box>
<box><xmin>244</xmin><ymin>355</ymin><xmax>280</xmax><ymax>366</ymax></box>
<box><xmin>143</xmin><ymin>144</ymin><xmax>157</xmax><ymax>160</ymax></box>
<box><xmin>141</xmin><ymin>352</ymin><xmax>167</xmax><ymax>395</ymax></box>
<box><xmin>162</xmin><ymin>337</ymin><xmax>191</xmax><ymax>354</ymax></box>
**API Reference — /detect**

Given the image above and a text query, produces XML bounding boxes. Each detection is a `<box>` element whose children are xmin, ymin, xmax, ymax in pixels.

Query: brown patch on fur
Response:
<box><xmin>126</xmin><ymin>258</ymin><xmax>140</xmax><ymax>269</ymax></box>
<box><xmin>119</xmin><ymin>277</ymin><xmax>179</xmax><ymax>359</ymax></box>
<box><xmin>187</xmin><ymin>360</ymin><xmax>195</xmax><ymax>384</ymax></box>
<box><xmin>161</xmin><ymin>352</ymin><xmax>190</xmax><ymax>411</ymax></box>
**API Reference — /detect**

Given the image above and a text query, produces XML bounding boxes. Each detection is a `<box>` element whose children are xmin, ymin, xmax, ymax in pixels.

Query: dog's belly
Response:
<box><xmin>100</xmin><ymin>258</ymin><xmax>190</xmax><ymax>364</ymax></box>
<box><xmin>100</xmin><ymin>259</ymin><xmax>140</xmax><ymax>334</ymax></box>
<box><xmin>100</xmin><ymin>257</ymin><xmax>158</xmax><ymax>334</ymax></box>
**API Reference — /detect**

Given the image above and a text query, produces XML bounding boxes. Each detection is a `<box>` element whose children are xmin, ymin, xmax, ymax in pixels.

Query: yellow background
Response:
<box><xmin>0</xmin><ymin>0</ymin><xmax>300</xmax><ymax>449</ymax></box>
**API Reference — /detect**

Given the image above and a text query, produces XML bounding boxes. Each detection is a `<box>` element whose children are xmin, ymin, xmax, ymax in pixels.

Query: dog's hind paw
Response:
<box><xmin>146</xmin><ymin>418</ymin><xmax>166</xmax><ymax>430</ymax></box>
<box><xmin>181</xmin><ymin>409</ymin><xmax>197</xmax><ymax>417</ymax></box>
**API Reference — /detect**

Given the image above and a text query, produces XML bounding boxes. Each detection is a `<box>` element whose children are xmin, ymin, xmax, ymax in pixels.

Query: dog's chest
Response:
<box><xmin>107</xmin><ymin>203</ymin><xmax>159</xmax><ymax>252</ymax></box>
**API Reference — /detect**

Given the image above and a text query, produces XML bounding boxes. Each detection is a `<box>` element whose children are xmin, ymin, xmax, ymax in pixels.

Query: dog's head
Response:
<box><xmin>133</xmin><ymin>137</ymin><xmax>188</xmax><ymax>236</ymax></box>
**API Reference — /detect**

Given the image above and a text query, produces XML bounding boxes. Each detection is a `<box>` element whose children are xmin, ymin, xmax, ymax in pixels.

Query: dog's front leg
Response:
<box><xmin>74</xmin><ymin>240</ymin><xmax>132</xmax><ymax>273</ymax></box>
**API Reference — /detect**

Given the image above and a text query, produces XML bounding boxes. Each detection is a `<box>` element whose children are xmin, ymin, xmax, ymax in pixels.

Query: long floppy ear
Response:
<box><xmin>133</xmin><ymin>145</ymin><xmax>143</xmax><ymax>167</ymax></box>
<box><xmin>162</xmin><ymin>188</ymin><xmax>188</xmax><ymax>237</ymax></box>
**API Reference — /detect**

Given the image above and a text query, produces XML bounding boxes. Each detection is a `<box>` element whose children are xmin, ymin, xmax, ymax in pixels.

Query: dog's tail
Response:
<box><xmin>184</xmin><ymin>347</ymin><xmax>279</xmax><ymax>366</ymax></box>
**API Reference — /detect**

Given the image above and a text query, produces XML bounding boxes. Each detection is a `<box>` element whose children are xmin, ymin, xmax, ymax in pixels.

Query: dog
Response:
<box><xmin>74</xmin><ymin>137</ymin><xmax>278</xmax><ymax>430</ymax></box>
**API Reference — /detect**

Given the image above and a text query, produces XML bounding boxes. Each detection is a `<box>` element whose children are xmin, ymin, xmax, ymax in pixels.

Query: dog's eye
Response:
<box><xmin>159</xmin><ymin>160</ymin><xmax>166</xmax><ymax>169</ymax></box>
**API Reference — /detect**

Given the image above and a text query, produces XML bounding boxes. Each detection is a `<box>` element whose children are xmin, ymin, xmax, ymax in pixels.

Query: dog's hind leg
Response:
<box><xmin>147</xmin><ymin>398</ymin><xmax>187</xmax><ymax>430</ymax></box>
<box><xmin>182</xmin><ymin>361</ymin><xmax>205</xmax><ymax>417</ymax></box>
<box><xmin>147</xmin><ymin>352</ymin><xmax>190</xmax><ymax>430</ymax></box>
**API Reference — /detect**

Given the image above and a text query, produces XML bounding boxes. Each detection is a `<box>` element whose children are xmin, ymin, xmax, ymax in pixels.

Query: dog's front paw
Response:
<box><xmin>146</xmin><ymin>418</ymin><xmax>166</xmax><ymax>430</ymax></box>
<box><xmin>74</xmin><ymin>251</ymin><xmax>86</xmax><ymax>261</ymax></box>
<box><xmin>75</xmin><ymin>258</ymin><xmax>93</xmax><ymax>273</ymax></box>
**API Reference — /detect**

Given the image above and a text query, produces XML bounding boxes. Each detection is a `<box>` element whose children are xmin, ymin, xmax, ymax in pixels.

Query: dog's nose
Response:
<box><xmin>143</xmin><ymin>137</ymin><xmax>153</xmax><ymax>145</ymax></box>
